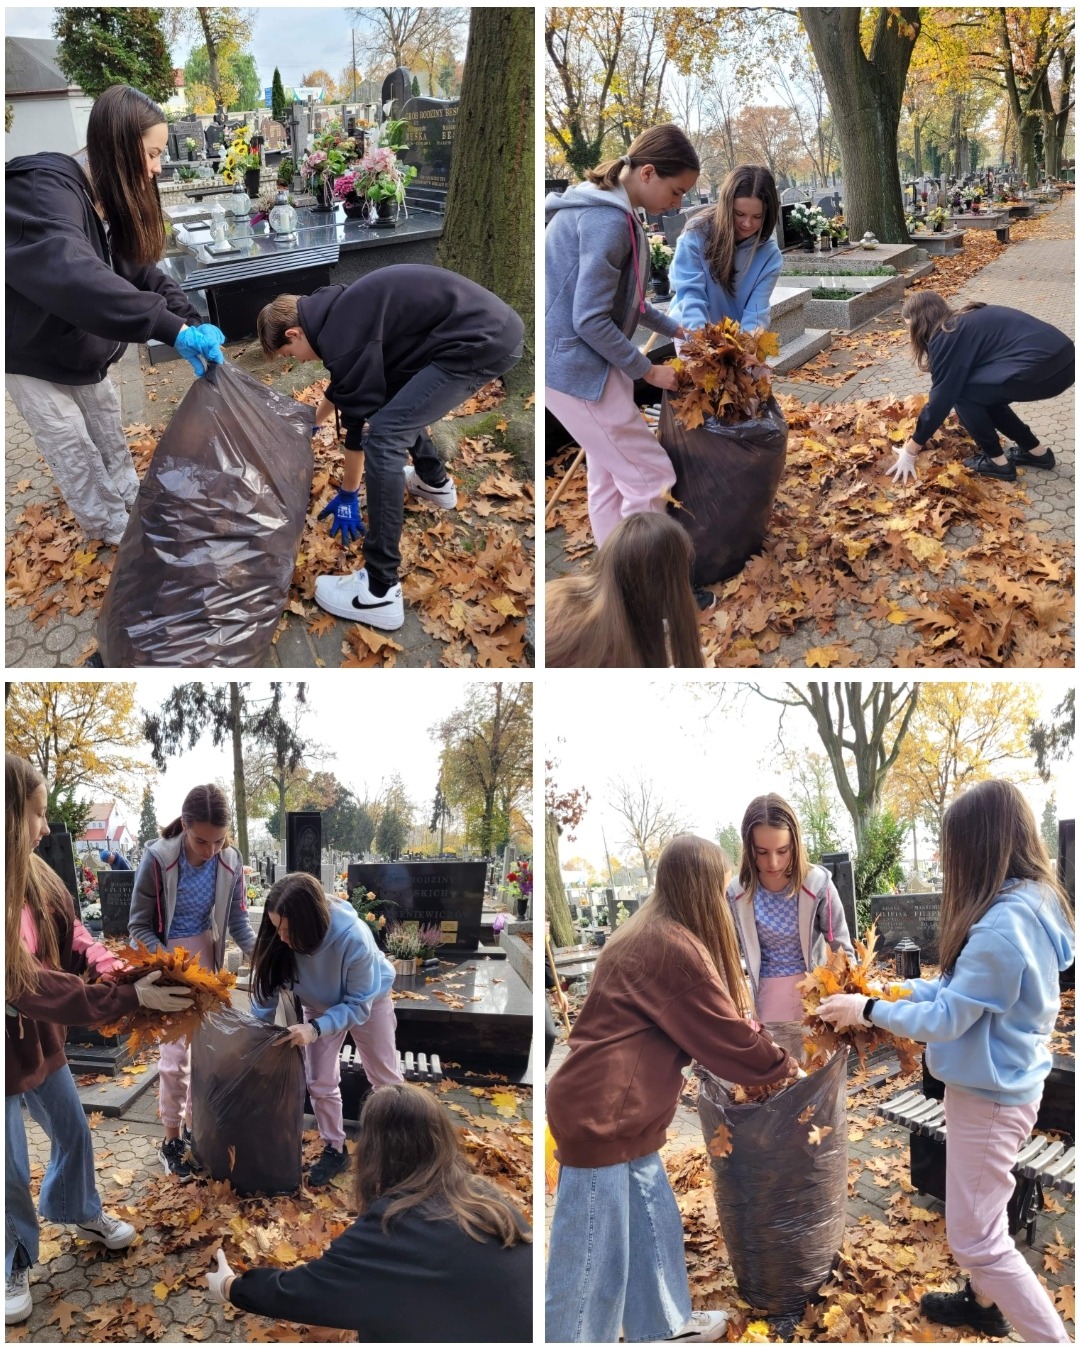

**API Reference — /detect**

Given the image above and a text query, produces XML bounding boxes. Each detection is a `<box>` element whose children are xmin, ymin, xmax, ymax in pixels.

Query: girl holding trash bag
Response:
<box><xmin>546</xmin><ymin>835</ymin><xmax>800</xmax><ymax>1343</ymax></box>
<box><xmin>546</xmin><ymin>512</ymin><xmax>705</xmax><ymax>667</ymax></box>
<box><xmin>818</xmin><ymin>779</ymin><xmax>1073</xmax><ymax>1344</ymax></box>
<box><xmin>249</xmin><ymin>873</ymin><xmax>403</xmax><ymax>1188</ymax></box>
<box><xmin>888</xmin><ymin>292</ymin><xmax>1074</xmax><ymax>484</ymax></box>
<box><xmin>545</xmin><ymin>124</ymin><xmax>699</xmax><ymax>548</ymax></box>
<box><xmin>205</xmin><ymin>1083</ymin><xmax>532</xmax><ymax>1340</ymax></box>
<box><xmin>5</xmin><ymin>83</ymin><xmax>225</xmax><ymax>546</ymax></box>
<box><xmin>5</xmin><ymin>754</ymin><xmax>193</xmax><ymax>1326</ymax></box>
<box><xmin>728</xmin><ymin>793</ymin><xmax>854</xmax><ymax>1061</ymax></box>
<box><xmin>668</xmin><ymin>165</ymin><xmax>783</xmax><ymax>336</ymax></box>
<box><xmin>128</xmin><ymin>784</ymin><xmax>255</xmax><ymax>1182</ymax></box>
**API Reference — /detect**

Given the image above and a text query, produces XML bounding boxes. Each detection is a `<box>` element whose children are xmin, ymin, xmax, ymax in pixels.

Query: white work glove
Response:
<box><xmin>886</xmin><ymin>447</ymin><xmax>919</xmax><ymax>483</ymax></box>
<box><xmin>206</xmin><ymin>1248</ymin><xmax>235</xmax><ymax>1304</ymax></box>
<box><xmin>816</xmin><ymin>992</ymin><xmax>873</xmax><ymax>1030</ymax></box>
<box><xmin>133</xmin><ymin>970</ymin><xmax>194</xmax><ymax>1013</ymax></box>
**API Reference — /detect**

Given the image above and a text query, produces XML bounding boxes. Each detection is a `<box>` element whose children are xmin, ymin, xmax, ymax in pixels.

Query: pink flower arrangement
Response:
<box><xmin>332</xmin><ymin>170</ymin><xmax>361</xmax><ymax>202</ymax></box>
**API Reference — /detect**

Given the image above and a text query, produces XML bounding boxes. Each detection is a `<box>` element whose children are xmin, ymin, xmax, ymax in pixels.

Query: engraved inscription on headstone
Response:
<box><xmin>99</xmin><ymin>871</ymin><xmax>136</xmax><ymax>938</ymax></box>
<box><xmin>346</xmin><ymin>861</ymin><xmax>485</xmax><ymax>952</ymax></box>
<box><xmin>870</xmin><ymin>893</ymin><xmax>942</xmax><ymax>963</ymax></box>
<box><xmin>400</xmin><ymin>95</ymin><xmax>457</xmax><ymax>193</ymax></box>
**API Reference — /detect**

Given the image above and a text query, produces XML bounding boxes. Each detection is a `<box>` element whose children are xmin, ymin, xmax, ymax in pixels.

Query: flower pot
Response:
<box><xmin>370</xmin><ymin>196</ymin><xmax>399</xmax><ymax>228</ymax></box>
<box><xmin>343</xmin><ymin>198</ymin><xmax>368</xmax><ymax>219</ymax></box>
<box><xmin>310</xmin><ymin>178</ymin><xmax>336</xmax><ymax>213</ymax></box>
<box><xmin>187</xmin><ymin>150</ymin><xmax>196</xmax><ymax>162</ymax></box>
<box><xmin>651</xmin><ymin>267</ymin><xmax>670</xmax><ymax>299</ymax></box>
<box><xmin>244</xmin><ymin>167</ymin><xmax>261</xmax><ymax>198</ymax></box>
<box><xmin>392</xmin><ymin>956</ymin><xmax>420</xmax><ymax>977</ymax></box>
<box><xmin>933</xmin><ymin>222</ymin><xmax>944</xmax><ymax>233</ymax></box>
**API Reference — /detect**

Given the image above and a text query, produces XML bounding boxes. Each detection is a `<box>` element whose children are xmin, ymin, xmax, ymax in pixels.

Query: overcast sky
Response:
<box><xmin>7</xmin><ymin>6</ymin><xmax>394</xmax><ymax>92</ymax></box>
<box><xmin>546</xmin><ymin>678</ymin><xmax>1076</xmax><ymax>873</ymax></box>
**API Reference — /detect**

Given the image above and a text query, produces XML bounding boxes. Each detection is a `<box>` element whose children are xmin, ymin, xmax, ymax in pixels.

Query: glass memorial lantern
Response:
<box><xmin>226</xmin><ymin>182</ymin><xmax>251</xmax><ymax>219</ymax></box>
<box><xmin>269</xmin><ymin>189</ymin><xmax>299</xmax><ymax>242</ymax></box>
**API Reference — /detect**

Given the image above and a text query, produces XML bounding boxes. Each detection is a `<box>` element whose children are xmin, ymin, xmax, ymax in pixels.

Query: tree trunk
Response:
<box><xmin>545</xmin><ymin>812</ymin><xmax>575</xmax><ymax>949</ymax></box>
<box><xmin>913</xmin><ymin>122</ymin><xmax>921</xmax><ymax>178</ymax></box>
<box><xmin>229</xmin><ymin>683</ymin><xmax>249</xmax><ymax>860</ymax></box>
<box><xmin>800</xmin><ymin>8</ymin><xmax>920</xmax><ymax>244</ymax></box>
<box><xmin>277</xmin><ymin>771</ymin><xmax>287</xmax><ymax>856</ymax></box>
<box><xmin>437</xmin><ymin>9</ymin><xmax>533</xmax><ymax>392</ymax></box>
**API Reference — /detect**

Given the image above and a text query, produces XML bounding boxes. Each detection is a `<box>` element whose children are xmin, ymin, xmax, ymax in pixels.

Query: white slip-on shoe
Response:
<box><xmin>404</xmin><ymin>466</ymin><xmax>458</xmax><ymax>509</ymax></box>
<box><xmin>664</xmin><ymin>1310</ymin><xmax>730</xmax><ymax>1342</ymax></box>
<box><xmin>5</xmin><ymin>1268</ymin><xmax>31</xmax><ymax>1324</ymax></box>
<box><xmin>75</xmin><ymin>1210</ymin><xmax>135</xmax><ymax>1250</ymax></box>
<box><xmin>314</xmin><ymin>568</ymin><xmax>405</xmax><ymax>631</ymax></box>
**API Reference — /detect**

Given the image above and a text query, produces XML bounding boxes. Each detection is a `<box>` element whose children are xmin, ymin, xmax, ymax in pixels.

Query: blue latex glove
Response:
<box><xmin>193</xmin><ymin>323</ymin><xmax>226</xmax><ymax>368</ymax></box>
<box><xmin>317</xmin><ymin>488</ymin><xmax>365</xmax><ymax>543</ymax></box>
<box><xmin>174</xmin><ymin>325</ymin><xmax>225</xmax><ymax>377</ymax></box>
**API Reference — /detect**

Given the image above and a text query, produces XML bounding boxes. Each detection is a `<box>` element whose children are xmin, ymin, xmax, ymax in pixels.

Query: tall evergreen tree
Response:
<box><xmin>138</xmin><ymin>785</ymin><xmax>159</xmax><ymax>845</ymax></box>
<box><xmin>271</xmin><ymin>66</ymin><xmax>287</xmax><ymax>121</ymax></box>
<box><xmin>53</xmin><ymin>8</ymin><xmax>174</xmax><ymax>103</ymax></box>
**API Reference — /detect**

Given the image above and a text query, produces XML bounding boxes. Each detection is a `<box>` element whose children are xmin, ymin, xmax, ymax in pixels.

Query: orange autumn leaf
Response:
<box><xmin>98</xmin><ymin>942</ymin><xmax>235</xmax><ymax>1054</ymax></box>
<box><xmin>808</xmin><ymin>1124</ymin><xmax>834</xmax><ymax>1146</ymax></box>
<box><xmin>707</xmin><ymin>1123</ymin><xmax>733</xmax><ymax>1158</ymax></box>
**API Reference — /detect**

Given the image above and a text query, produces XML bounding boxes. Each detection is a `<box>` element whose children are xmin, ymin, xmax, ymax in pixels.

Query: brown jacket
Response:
<box><xmin>547</xmin><ymin>921</ymin><xmax>796</xmax><ymax>1168</ymax></box>
<box><xmin>6</xmin><ymin>891</ymin><xmax>139</xmax><ymax>1097</ymax></box>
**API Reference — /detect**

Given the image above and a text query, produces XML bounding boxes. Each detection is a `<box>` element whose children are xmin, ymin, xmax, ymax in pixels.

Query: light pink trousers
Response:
<box><xmin>944</xmin><ymin>1086</ymin><xmax>1070</xmax><ymax>1343</ymax></box>
<box><xmin>158</xmin><ymin>931</ymin><xmax>216</xmax><ymax>1130</ymax></box>
<box><xmin>302</xmin><ymin>995</ymin><xmax>404</xmax><ymax>1149</ymax></box>
<box><xmin>546</xmin><ymin>368</ymin><xmax>675</xmax><ymax>547</ymax></box>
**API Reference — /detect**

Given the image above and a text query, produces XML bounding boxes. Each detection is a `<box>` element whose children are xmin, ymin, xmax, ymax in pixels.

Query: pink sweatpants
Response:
<box><xmin>302</xmin><ymin>994</ymin><xmax>404</xmax><ymax>1149</ymax></box>
<box><xmin>546</xmin><ymin>368</ymin><xmax>675</xmax><ymax>547</ymax></box>
<box><xmin>944</xmin><ymin>1086</ymin><xmax>1070</xmax><ymax>1342</ymax></box>
<box><xmin>157</xmin><ymin>930</ymin><xmax>216</xmax><ymax>1130</ymax></box>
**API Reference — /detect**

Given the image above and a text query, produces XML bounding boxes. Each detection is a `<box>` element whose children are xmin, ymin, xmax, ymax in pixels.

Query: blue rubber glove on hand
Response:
<box><xmin>174</xmin><ymin>325</ymin><xmax>225</xmax><ymax>377</ymax></box>
<box><xmin>317</xmin><ymin>488</ymin><xmax>365</xmax><ymax>543</ymax></box>
<box><xmin>194</xmin><ymin>323</ymin><xmax>226</xmax><ymax>369</ymax></box>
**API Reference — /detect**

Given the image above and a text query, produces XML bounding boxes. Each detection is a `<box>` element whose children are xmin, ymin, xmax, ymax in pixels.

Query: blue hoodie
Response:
<box><xmin>668</xmin><ymin>223</ymin><xmax>783</xmax><ymax>335</ymax></box>
<box><xmin>871</xmin><ymin>880</ymin><xmax>1074</xmax><ymax>1106</ymax></box>
<box><xmin>250</xmin><ymin>900</ymin><xmax>395</xmax><ymax>1036</ymax></box>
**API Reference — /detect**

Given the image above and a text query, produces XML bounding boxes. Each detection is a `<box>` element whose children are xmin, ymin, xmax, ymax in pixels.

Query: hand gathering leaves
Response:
<box><xmin>668</xmin><ymin>319</ymin><xmax>780</xmax><ymax>428</ymax></box>
<box><xmin>799</xmin><ymin>924</ymin><xmax>920</xmax><ymax>1073</ymax></box>
<box><xmin>98</xmin><ymin>944</ymin><xmax>236</xmax><ymax>1054</ymax></box>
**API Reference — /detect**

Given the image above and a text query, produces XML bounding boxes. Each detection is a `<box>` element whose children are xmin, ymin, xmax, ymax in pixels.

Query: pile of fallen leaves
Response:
<box><xmin>728</xmin><ymin>1061</ymin><xmax>804</xmax><ymax>1106</ymax></box>
<box><xmin>669</xmin><ymin>319</ymin><xmax>780</xmax><ymax>427</ymax></box>
<box><xmin>799</xmin><ymin>924</ymin><xmax>920</xmax><ymax>1073</ymax></box>
<box><xmin>98</xmin><ymin>943</ymin><xmax>235</xmax><ymax>1054</ymax></box>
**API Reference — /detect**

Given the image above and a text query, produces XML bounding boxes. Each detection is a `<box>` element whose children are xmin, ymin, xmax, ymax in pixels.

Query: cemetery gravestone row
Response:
<box><xmin>870</xmin><ymin>893</ymin><xmax>942</xmax><ymax>964</ymax></box>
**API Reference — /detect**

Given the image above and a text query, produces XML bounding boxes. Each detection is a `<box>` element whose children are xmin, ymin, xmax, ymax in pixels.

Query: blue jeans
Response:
<box><xmin>545</xmin><ymin>1152</ymin><xmax>692</xmax><ymax>1342</ymax></box>
<box><xmin>5</xmin><ymin>1065</ymin><xmax>103</xmax><ymax>1275</ymax></box>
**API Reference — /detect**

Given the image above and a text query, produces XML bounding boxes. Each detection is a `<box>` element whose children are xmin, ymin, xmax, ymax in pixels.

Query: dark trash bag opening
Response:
<box><xmin>659</xmin><ymin>394</ymin><xmax>787</xmax><ymax>588</ymax></box>
<box><xmin>191</xmin><ymin>1008</ymin><xmax>306</xmax><ymax>1196</ymax></box>
<box><xmin>96</xmin><ymin>362</ymin><xmax>314</xmax><ymax>666</ymax></box>
<box><xmin>696</xmin><ymin>1050</ymin><xmax>848</xmax><ymax>1315</ymax></box>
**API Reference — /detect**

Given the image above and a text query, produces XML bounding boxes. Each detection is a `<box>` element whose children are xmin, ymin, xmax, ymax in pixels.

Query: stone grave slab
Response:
<box><xmin>347</xmin><ymin>860</ymin><xmax>485</xmax><ymax>952</ymax></box>
<box><xmin>909</xmin><ymin>229</ymin><xmax>965</xmax><ymax>255</ymax></box>
<box><xmin>99</xmin><ymin>870</ymin><xmax>135</xmax><ymax>937</ymax></box>
<box><xmin>870</xmin><ymin>892</ymin><xmax>942</xmax><ymax>963</ymax></box>
<box><xmin>75</xmin><ymin>1063</ymin><xmax>159</xmax><ymax>1117</ymax></box>
<box><xmin>286</xmin><ymin>810</ymin><xmax>322</xmax><ymax>879</ymax></box>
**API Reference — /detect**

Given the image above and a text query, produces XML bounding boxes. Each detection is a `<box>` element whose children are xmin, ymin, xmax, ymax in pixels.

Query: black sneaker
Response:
<box><xmin>181</xmin><ymin>1126</ymin><xmax>206</xmax><ymax>1176</ymax></box>
<box><xmin>1006</xmin><ymin>444</ymin><xmax>1056</xmax><ymax>469</ymax></box>
<box><xmin>694</xmin><ymin>587</ymin><xmax>717</xmax><ymax>612</ymax></box>
<box><xmin>962</xmin><ymin>452</ymin><xmax>1017</xmax><ymax>480</ymax></box>
<box><xmin>159</xmin><ymin>1137</ymin><xmax>193</xmax><ymax>1181</ymax></box>
<box><xmin>920</xmin><ymin>1281</ymin><xmax>1011</xmax><ymax>1337</ymax></box>
<box><xmin>308</xmin><ymin>1145</ymin><xmax>350</xmax><ymax>1187</ymax></box>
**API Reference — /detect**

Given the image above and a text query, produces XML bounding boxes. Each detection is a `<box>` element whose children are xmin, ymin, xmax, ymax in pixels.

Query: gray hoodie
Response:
<box><xmin>545</xmin><ymin>182</ymin><xmax>680</xmax><ymax>401</ymax></box>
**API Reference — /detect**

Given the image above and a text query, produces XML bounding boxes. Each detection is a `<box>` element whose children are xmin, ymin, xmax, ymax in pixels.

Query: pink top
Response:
<box><xmin>21</xmin><ymin>903</ymin><xmax>125</xmax><ymax>976</ymax></box>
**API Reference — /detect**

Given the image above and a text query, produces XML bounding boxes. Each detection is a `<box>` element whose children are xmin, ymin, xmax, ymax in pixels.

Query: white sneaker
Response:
<box><xmin>404</xmin><ymin>466</ymin><xmax>457</xmax><ymax>509</ymax></box>
<box><xmin>75</xmin><ymin>1210</ymin><xmax>135</xmax><ymax>1250</ymax></box>
<box><xmin>314</xmin><ymin>568</ymin><xmax>404</xmax><ymax>631</ymax></box>
<box><xmin>665</xmin><ymin>1310</ymin><xmax>730</xmax><ymax>1342</ymax></box>
<box><xmin>5</xmin><ymin>1268</ymin><xmax>31</xmax><ymax>1325</ymax></box>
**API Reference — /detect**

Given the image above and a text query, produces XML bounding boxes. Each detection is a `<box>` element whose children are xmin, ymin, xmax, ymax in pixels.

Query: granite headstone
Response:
<box><xmin>285</xmin><ymin>811</ymin><xmax>322</xmax><ymax>881</ymax></box>
<box><xmin>346</xmin><ymin>860</ymin><xmax>485</xmax><ymax>952</ymax></box>
<box><xmin>35</xmin><ymin>825</ymin><xmax>81</xmax><ymax>913</ymax></box>
<box><xmin>381</xmin><ymin>67</ymin><xmax>412</xmax><ymax>116</ymax></box>
<box><xmin>820</xmin><ymin>851</ymin><xmax>858</xmax><ymax>944</ymax></box>
<box><xmin>870</xmin><ymin>892</ymin><xmax>942</xmax><ymax>963</ymax></box>
<box><xmin>99</xmin><ymin>870</ymin><xmax>136</xmax><ymax>937</ymax></box>
<box><xmin>399</xmin><ymin>93</ymin><xmax>457</xmax><ymax>210</ymax></box>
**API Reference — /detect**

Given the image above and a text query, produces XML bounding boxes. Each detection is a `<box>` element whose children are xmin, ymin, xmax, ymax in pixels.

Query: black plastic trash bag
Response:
<box><xmin>659</xmin><ymin>395</ymin><xmax>788</xmax><ymax>587</ymax></box>
<box><xmin>96</xmin><ymin>362</ymin><xmax>314</xmax><ymax>666</ymax></box>
<box><xmin>191</xmin><ymin>1008</ymin><xmax>305</xmax><ymax>1196</ymax></box>
<box><xmin>696</xmin><ymin>1050</ymin><xmax>848</xmax><ymax>1315</ymax></box>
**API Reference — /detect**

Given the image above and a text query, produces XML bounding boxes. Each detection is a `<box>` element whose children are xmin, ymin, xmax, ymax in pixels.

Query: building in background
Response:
<box><xmin>5</xmin><ymin>37</ymin><xmax>92</xmax><ymax>160</ymax></box>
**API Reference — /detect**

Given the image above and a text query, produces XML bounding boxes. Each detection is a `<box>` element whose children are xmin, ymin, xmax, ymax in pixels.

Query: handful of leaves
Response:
<box><xmin>799</xmin><ymin>924</ymin><xmax>920</xmax><ymax>1072</ymax></box>
<box><xmin>729</xmin><ymin>1059</ymin><xmax>803</xmax><ymax>1105</ymax></box>
<box><xmin>668</xmin><ymin>318</ymin><xmax>780</xmax><ymax>429</ymax></box>
<box><xmin>98</xmin><ymin>943</ymin><xmax>236</xmax><ymax>1054</ymax></box>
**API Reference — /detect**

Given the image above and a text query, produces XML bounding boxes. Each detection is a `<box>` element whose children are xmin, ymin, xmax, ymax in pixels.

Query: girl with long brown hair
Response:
<box><xmin>546</xmin><ymin>512</ymin><xmax>705</xmax><ymax>667</ymax></box>
<box><xmin>728</xmin><ymin>793</ymin><xmax>853</xmax><ymax>1060</ymax></box>
<box><xmin>5</xmin><ymin>754</ymin><xmax>192</xmax><ymax>1326</ymax></box>
<box><xmin>128</xmin><ymin>783</ymin><xmax>255</xmax><ymax>1180</ymax></box>
<box><xmin>886</xmin><ymin>290</ymin><xmax>1073</xmax><ymax>484</ymax></box>
<box><xmin>545</xmin><ymin>835</ymin><xmax>800</xmax><ymax>1342</ymax></box>
<box><xmin>819</xmin><ymin>780</ymin><xmax>1073</xmax><ymax>1342</ymax></box>
<box><xmin>5</xmin><ymin>84</ymin><xmax>226</xmax><ymax>546</ymax></box>
<box><xmin>248</xmin><ymin>873</ymin><xmax>402</xmax><ymax>1188</ymax></box>
<box><xmin>669</xmin><ymin>164</ymin><xmax>783</xmax><ymax>335</ymax></box>
<box><xmin>204</xmin><ymin>1083</ymin><xmax>532</xmax><ymax>1340</ymax></box>
<box><xmin>546</xmin><ymin>124</ymin><xmax>700</xmax><ymax>548</ymax></box>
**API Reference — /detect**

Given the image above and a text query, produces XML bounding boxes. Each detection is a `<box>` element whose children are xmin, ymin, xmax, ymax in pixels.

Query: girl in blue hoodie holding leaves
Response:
<box><xmin>818</xmin><ymin>779</ymin><xmax>1073</xmax><ymax>1344</ymax></box>
<box><xmin>249</xmin><ymin>873</ymin><xmax>402</xmax><ymax>1188</ymax></box>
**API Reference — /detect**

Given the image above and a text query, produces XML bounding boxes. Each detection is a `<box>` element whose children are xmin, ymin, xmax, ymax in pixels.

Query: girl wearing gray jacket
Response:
<box><xmin>545</xmin><ymin>124</ymin><xmax>699</xmax><ymax>548</ymax></box>
<box><xmin>128</xmin><ymin>784</ymin><xmax>255</xmax><ymax>1180</ymax></box>
<box><xmin>728</xmin><ymin>793</ymin><xmax>853</xmax><ymax>1060</ymax></box>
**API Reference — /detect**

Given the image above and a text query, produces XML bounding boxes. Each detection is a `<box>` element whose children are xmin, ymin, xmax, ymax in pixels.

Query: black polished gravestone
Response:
<box><xmin>820</xmin><ymin>851</ymin><xmax>858</xmax><ymax>944</ymax></box>
<box><xmin>381</xmin><ymin>67</ymin><xmax>412</xmax><ymax>116</ymax></box>
<box><xmin>285</xmin><ymin>811</ymin><xmax>322</xmax><ymax>881</ymax></box>
<box><xmin>99</xmin><ymin>870</ymin><xmax>136</xmax><ymax>938</ymax></box>
<box><xmin>35</xmin><ymin>825</ymin><xmax>81</xmax><ymax>915</ymax></box>
<box><xmin>870</xmin><ymin>892</ymin><xmax>942</xmax><ymax>964</ymax></box>
<box><xmin>399</xmin><ymin>93</ymin><xmax>457</xmax><ymax>213</ymax></box>
<box><xmin>346</xmin><ymin>860</ymin><xmax>485</xmax><ymax>952</ymax></box>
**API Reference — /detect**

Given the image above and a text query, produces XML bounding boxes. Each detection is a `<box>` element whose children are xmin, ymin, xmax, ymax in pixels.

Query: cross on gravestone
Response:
<box><xmin>286</xmin><ymin>812</ymin><xmax>322</xmax><ymax>880</ymax></box>
<box><xmin>870</xmin><ymin>892</ymin><xmax>942</xmax><ymax>963</ymax></box>
<box><xmin>99</xmin><ymin>871</ymin><xmax>136</xmax><ymax>937</ymax></box>
<box><xmin>35</xmin><ymin>825</ymin><xmax>81</xmax><ymax>913</ymax></box>
<box><xmin>346</xmin><ymin>860</ymin><xmax>485</xmax><ymax>952</ymax></box>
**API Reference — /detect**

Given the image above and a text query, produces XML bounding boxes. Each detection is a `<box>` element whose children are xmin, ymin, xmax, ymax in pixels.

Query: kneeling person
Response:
<box><xmin>258</xmin><ymin>265</ymin><xmax>524</xmax><ymax>631</ymax></box>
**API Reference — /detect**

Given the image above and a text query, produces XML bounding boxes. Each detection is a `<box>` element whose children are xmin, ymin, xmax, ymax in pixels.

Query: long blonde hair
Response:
<box><xmin>939</xmin><ymin>779</ymin><xmax>1073</xmax><ymax>973</ymax></box>
<box><xmin>602</xmin><ymin>834</ymin><xmax>752</xmax><ymax>1015</ymax></box>
<box><xmin>5</xmin><ymin>754</ymin><xmax>63</xmax><ymax>1002</ymax></box>
<box><xmin>737</xmin><ymin>793</ymin><xmax>809</xmax><ymax>900</ymax></box>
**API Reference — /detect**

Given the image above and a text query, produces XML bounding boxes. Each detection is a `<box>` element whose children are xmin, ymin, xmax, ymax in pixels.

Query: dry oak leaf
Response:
<box><xmin>808</xmin><ymin>1124</ymin><xmax>834</xmax><ymax>1146</ymax></box>
<box><xmin>706</xmin><ymin>1123</ymin><xmax>733</xmax><ymax>1158</ymax></box>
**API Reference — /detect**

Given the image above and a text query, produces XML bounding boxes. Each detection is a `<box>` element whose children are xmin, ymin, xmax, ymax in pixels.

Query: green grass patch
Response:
<box><xmin>810</xmin><ymin>288</ymin><xmax>864</xmax><ymax>300</ymax></box>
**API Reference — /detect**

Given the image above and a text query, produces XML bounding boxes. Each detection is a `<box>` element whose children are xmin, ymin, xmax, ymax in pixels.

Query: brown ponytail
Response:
<box><xmin>902</xmin><ymin>290</ymin><xmax>987</xmax><ymax>372</ymax></box>
<box><xmin>585</xmin><ymin>123</ymin><xmax>699</xmax><ymax>189</ymax></box>
<box><xmin>161</xmin><ymin>784</ymin><xmax>231</xmax><ymax>842</ymax></box>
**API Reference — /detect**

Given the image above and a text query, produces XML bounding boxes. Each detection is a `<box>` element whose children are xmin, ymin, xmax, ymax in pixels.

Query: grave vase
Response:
<box><xmin>651</xmin><ymin>268</ymin><xmax>670</xmax><ymax>299</ymax></box>
<box><xmin>392</xmin><ymin>956</ymin><xmax>420</xmax><ymax>977</ymax></box>
<box><xmin>311</xmin><ymin>177</ymin><xmax>336</xmax><ymax>213</ymax></box>
<box><xmin>371</xmin><ymin>196</ymin><xmax>400</xmax><ymax>229</ymax></box>
<box><xmin>244</xmin><ymin>167</ymin><xmax>262</xmax><ymax>198</ymax></box>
